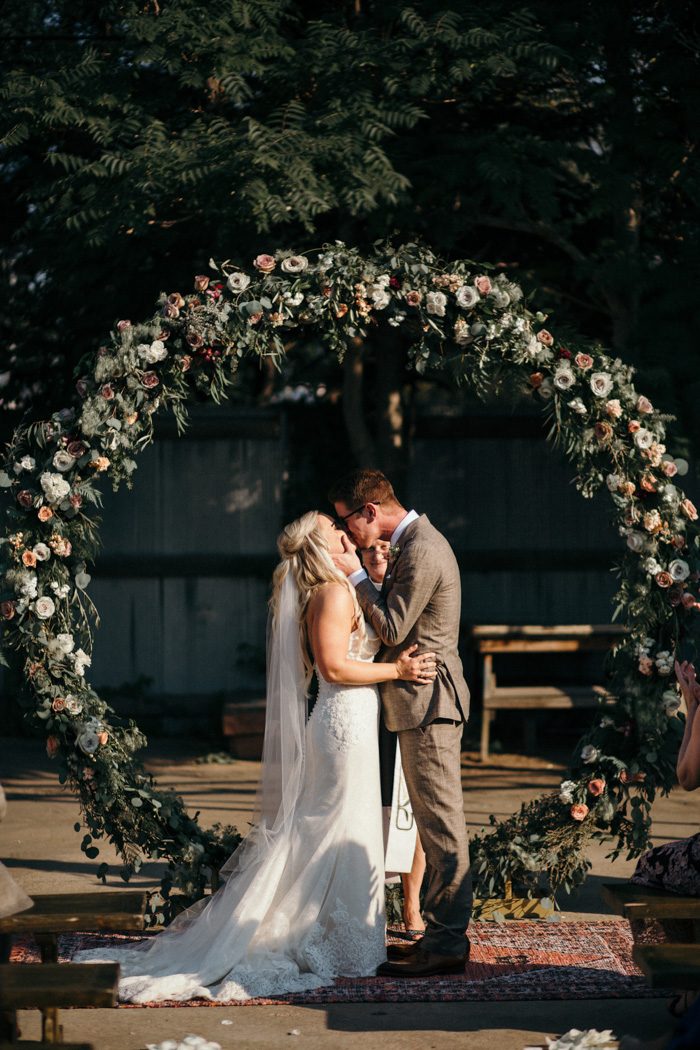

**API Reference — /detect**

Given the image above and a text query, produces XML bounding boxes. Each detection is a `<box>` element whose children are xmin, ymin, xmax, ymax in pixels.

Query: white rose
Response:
<box><xmin>455</xmin><ymin>285</ymin><xmax>480</xmax><ymax>310</ymax></box>
<box><xmin>40</xmin><ymin>472</ymin><xmax>71</xmax><ymax>504</ymax></box>
<box><xmin>281</xmin><ymin>255</ymin><xmax>308</xmax><ymax>273</ymax></box>
<box><xmin>553</xmin><ymin>366</ymin><xmax>575</xmax><ymax>391</ymax></box>
<box><xmin>606</xmin><ymin>474</ymin><xmax>622</xmax><ymax>492</ymax></box>
<box><xmin>13</xmin><ymin>455</ymin><xmax>36</xmax><ymax>474</ymax></box>
<box><xmin>50</xmin><ymin>581</ymin><xmax>71</xmax><ymax>599</ymax></box>
<box><xmin>669</xmin><ymin>558</ymin><xmax>690</xmax><ymax>582</ymax></box>
<box><xmin>15</xmin><ymin>571</ymin><xmax>38</xmax><ymax>598</ymax></box>
<box><xmin>226</xmin><ymin>272</ymin><xmax>251</xmax><ymax>293</ymax></box>
<box><xmin>137</xmin><ymin>339</ymin><xmax>168</xmax><ymax>364</ymax></box>
<box><xmin>32</xmin><ymin>543</ymin><xmax>51</xmax><ymax>562</ymax></box>
<box><xmin>569</xmin><ymin>398</ymin><xmax>587</xmax><ymax>415</ymax></box>
<box><xmin>77</xmin><ymin>728</ymin><xmax>100</xmax><ymax>754</ymax></box>
<box><xmin>626</xmin><ymin>531</ymin><xmax>645</xmax><ymax>552</ymax></box>
<box><xmin>580</xmin><ymin>744</ymin><xmax>599</xmax><ymax>764</ymax></box>
<box><xmin>283</xmin><ymin>291</ymin><xmax>304</xmax><ymax>307</ymax></box>
<box><xmin>47</xmin><ymin>632</ymin><xmax>75</xmax><ymax>660</ymax></box>
<box><xmin>425</xmin><ymin>291</ymin><xmax>447</xmax><ymax>317</ymax></box>
<box><xmin>72</xmin><ymin>648</ymin><xmax>91</xmax><ymax>676</ymax></box>
<box><xmin>33</xmin><ymin>596</ymin><xmax>56</xmax><ymax>620</ymax></box>
<box><xmin>559</xmin><ymin>780</ymin><xmax>576</xmax><ymax>804</ymax></box>
<box><xmin>643</xmin><ymin>556</ymin><xmax>662</xmax><ymax>575</ymax></box>
<box><xmin>52</xmin><ymin>450</ymin><xmax>75</xmax><ymax>473</ymax></box>
<box><xmin>634</xmin><ymin>428</ymin><xmax>654</xmax><ymax>450</ymax></box>
<box><xmin>64</xmin><ymin>695</ymin><xmax>83</xmax><ymax>715</ymax></box>
<box><xmin>368</xmin><ymin>287</ymin><xmax>391</xmax><ymax>310</ymax></box>
<box><xmin>590</xmin><ymin>372</ymin><xmax>613</xmax><ymax>398</ymax></box>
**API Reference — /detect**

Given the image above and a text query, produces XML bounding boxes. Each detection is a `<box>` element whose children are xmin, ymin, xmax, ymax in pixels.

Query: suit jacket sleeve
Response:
<box><xmin>354</xmin><ymin>541</ymin><xmax>438</xmax><ymax>647</ymax></box>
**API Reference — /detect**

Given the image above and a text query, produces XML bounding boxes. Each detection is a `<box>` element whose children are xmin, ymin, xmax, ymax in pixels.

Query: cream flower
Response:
<box><xmin>32</xmin><ymin>543</ymin><xmax>51</xmax><ymax>562</ymax></box>
<box><xmin>281</xmin><ymin>255</ymin><xmax>308</xmax><ymax>273</ymax></box>
<box><xmin>33</xmin><ymin>596</ymin><xmax>56</xmax><ymax>620</ymax></box>
<box><xmin>634</xmin><ymin>428</ymin><xmax>654</xmax><ymax>450</ymax></box>
<box><xmin>669</xmin><ymin>558</ymin><xmax>690</xmax><ymax>582</ymax></box>
<box><xmin>137</xmin><ymin>339</ymin><xmax>168</xmax><ymax>364</ymax></box>
<box><xmin>553</xmin><ymin>366</ymin><xmax>575</xmax><ymax>391</ymax></box>
<box><xmin>52</xmin><ymin>450</ymin><xmax>75</xmax><ymax>472</ymax></box>
<box><xmin>425</xmin><ymin>291</ymin><xmax>447</xmax><ymax>317</ymax></box>
<box><xmin>590</xmin><ymin>373</ymin><xmax>613</xmax><ymax>398</ymax></box>
<box><xmin>40</xmin><ymin>472</ymin><xmax>71</xmax><ymax>505</ymax></box>
<box><xmin>226</xmin><ymin>272</ymin><xmax>251</xmax><ymax>292</ymax></box>
<box><xmin>455</xmin><ymin>285</ymin><xmax>480</xmax><ymax>310</ymax></box>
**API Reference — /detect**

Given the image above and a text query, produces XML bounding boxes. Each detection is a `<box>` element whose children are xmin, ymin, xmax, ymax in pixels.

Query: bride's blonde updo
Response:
<box><xmin>270</xmin><ymin>510</ymin><xmax>363</xmax><ymax>680</ymax></box>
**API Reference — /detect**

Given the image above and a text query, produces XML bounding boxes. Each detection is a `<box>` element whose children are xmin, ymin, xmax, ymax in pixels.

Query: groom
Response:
<box><xmin>329</xmin><ymin>468</ymin><xmax>472</xmax><ymax>977</ymax></box>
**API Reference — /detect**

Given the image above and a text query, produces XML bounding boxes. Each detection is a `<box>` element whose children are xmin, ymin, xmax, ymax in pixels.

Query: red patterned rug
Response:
<box><xmin>10</xmin><ymin>920</ymin><xmax>670</xmax><ymax>1004</ymax></box>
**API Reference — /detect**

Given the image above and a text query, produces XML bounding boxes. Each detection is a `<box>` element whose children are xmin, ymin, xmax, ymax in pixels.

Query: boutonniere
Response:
<box><xmin>387</xmin><ymin>544</ymin><xmax>401</xmax><ymax>564</ymax></box>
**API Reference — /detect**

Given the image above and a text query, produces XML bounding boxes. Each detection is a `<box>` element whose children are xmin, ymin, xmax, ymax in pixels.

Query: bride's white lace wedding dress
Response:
<box><xmin>73</xmin><ymin>623</ymin><xmax>387</xmax><ymax>1002</ymax></box>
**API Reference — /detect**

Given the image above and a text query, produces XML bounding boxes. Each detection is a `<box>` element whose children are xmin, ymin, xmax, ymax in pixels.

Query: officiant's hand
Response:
<box><xmin>332</xmin><ymin>532</ymin><xmax>363</xmax><ymax>577</ymax></box>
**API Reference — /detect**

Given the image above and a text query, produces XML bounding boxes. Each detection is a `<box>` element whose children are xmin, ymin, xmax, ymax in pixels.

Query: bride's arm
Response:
<box><xmin>308</xmin><ymin>584</ymin><xmax>436</xmax><ymax>686</ymax></box>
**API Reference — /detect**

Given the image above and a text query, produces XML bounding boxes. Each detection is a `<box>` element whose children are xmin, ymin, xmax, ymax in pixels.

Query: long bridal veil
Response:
<box><xmin>78</xmin><ymin>573</ymin><xmax>310</xmax><ymax>996</ymax></box>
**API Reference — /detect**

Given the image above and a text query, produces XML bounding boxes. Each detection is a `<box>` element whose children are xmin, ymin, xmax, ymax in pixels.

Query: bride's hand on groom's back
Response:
<box><xmin>332</xmin><ymin>531</ymin><xmax>363</xmax><ymax>577</ymax></box>
<box><xmin>395</xmin><ymin>644</ymin><xmax>438</xmax><ymax>684</ymax></box>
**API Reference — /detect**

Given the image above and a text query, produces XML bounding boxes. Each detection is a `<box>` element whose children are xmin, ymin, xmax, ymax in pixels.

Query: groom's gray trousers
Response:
<box><xmin>398</xmin><ymin>720</ymin><xmax>472</xmax><ymax>956</ymax></box>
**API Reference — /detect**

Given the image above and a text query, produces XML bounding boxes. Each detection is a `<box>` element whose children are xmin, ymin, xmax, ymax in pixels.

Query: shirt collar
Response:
<box><xmin>390</xmin><ymin>509</ymin><xmax>419</xmax><ymax>546</ymax></box>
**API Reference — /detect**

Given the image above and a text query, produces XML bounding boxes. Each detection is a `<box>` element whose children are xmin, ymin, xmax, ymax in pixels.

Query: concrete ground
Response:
<box><xmin>2</xmin><ymin>735</ymin><xmax>696</xmax><ymax>1050</ymax></box>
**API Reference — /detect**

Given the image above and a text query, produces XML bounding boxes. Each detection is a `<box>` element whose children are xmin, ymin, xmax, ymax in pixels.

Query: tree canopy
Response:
<box><xmin>1</xmin><ymin>1</ymin><xmax>699</xmax><ymax>455</ymax></box>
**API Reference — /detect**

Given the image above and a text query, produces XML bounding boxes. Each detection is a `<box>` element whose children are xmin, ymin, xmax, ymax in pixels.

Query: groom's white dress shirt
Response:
<box><xmin>348</xmin><ymin>509</ymin><xmax>419</xmax><ymax>588</ymax></box>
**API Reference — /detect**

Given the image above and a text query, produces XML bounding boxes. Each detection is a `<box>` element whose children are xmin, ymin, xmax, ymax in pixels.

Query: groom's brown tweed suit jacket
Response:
<box><xmin>354</xmin><ymin>514</ymin><xmax>469</xmax><ymax>732</ymax></box>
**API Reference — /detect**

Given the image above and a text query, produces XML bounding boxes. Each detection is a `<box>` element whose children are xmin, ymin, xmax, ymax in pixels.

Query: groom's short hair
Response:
<box><xmin>328</xmin><ymin>469</ymin><xmax>400</xmax><ymax>509</ymax></box>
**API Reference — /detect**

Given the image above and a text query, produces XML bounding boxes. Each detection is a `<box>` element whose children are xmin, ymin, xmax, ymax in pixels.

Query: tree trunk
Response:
<box><xmin>342</xmin><ymin>340</ymin><xmax>377</xmax><ymax>467</ymax></box>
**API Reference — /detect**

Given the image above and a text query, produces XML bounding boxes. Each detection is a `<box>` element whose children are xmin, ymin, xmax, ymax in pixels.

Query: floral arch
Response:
<box><xmin>0</xmin><ymin>241</ymin><xmax>694</xmax><ymax>918</ymax></box>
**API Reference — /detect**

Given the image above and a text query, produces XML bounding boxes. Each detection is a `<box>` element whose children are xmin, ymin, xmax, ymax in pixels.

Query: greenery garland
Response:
<box><xmin>0</xmin><ymin>241</ymin><xmax>693</xmax><ymax>916</ymax></box>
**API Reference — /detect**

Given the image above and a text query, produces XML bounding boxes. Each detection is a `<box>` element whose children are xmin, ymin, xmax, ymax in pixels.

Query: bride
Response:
<box><xmin>74</xmin><ymin>511</ymin><xmax>436</xmax><ymax>1001</ymax></box>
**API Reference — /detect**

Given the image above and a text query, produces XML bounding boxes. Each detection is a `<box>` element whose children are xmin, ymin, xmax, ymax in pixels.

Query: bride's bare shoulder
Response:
<box><xmin>307</xmin><ymin>582</ymin><xmax>353</xmax><ymax>617</ymax></box>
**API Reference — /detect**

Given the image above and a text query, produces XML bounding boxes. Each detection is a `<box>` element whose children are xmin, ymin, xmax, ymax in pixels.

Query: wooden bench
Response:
<box><xmin>471</xmin><ymin>624</ymin><xmax>626</xmax><ymax>760</ymax></box>
<box><xmin>222</xmin><ymin>698</ymin><xmax>266</xmax><ymax>759</ymax></box>
<box><xmin>0</xmin><ymin>962</ymin><xmax>118</xmax><ymax>1044</ymax></box>
<box><xmin>632</xmin><ymin>944</ymin><xmax>700</xmax><ymax>989</ymax></box>
<box><xmin>0</xmin><ymin>891</ymin><xmax>147</xmax><ymax>964</ymax></box>
<box><xmin>602</xmin><ymin>881</ymin><xmax>700</xmax><ymax>922</ymax></box>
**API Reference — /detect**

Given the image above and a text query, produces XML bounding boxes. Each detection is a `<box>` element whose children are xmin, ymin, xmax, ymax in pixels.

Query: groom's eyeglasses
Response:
<box><xmin>336</xmin><ymin>500</ymin><xmax>380</xmax><ymax>526</ymax></box>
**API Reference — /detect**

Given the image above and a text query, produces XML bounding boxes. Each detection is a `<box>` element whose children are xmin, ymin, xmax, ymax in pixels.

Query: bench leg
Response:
<box><xmin>36</xmin><ymin>932</ymin><xmax>59</xmax><ymax>964</ymax></box>
<box><xmin>480</xmin><ymin>710</ymin><xmax>492</xmax><ymax>762</ymax></box>
<box><xmin>42</xmin><ymin>1006</ymin><xmax>63</xmax><ymax>1044</ymax></box>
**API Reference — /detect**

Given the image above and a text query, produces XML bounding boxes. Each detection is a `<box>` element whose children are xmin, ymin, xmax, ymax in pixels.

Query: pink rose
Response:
<box><xmin>656</xmin><ymin>571</ymin><xmax>673</xmax><ymax>588</ymax></box>
<box><xmin>537</xmin><ymin>329</ymin><xmax>554</xmax><ymax>346</ymax></box>
<box><xmin>52</xmin><ymin>697</ymin><xmax>66</xmax><ymax>713</ymax></box>
<box><xmin>253</xmin><ymin>254</ymin><xmax>276</xmax><ymax>273</ymax></box>
<box><xmin>627</xmin><ymin>420</ymin><xmax>641</xmax><ymax>434</ymax></box>
<box><xmin>605</xmin><ymin>399</ymin><xmax>622</xmax><ymax>419</ymax></box>
<box><xmin>46</xmin><ymin>735</ymin><xmax>60</xmax><ymax>759</ymax></box>
<box><xmin>1</xmin><ymin>600</ymin><xmax>16</xmax><ymax>620</ymax></box>
<box><xmin>406</xmin><ymin>290</ymin><xmax>423</xmax><ymax>306</ymax></box>
<box><xmin>570</xmin><ymin>803</ymin><xmax>589</xmax><ymax>821</ymax></box>
<box><xmin>69</xmin><ymin>493</ymin><xmax>83</xmax><ymax>509</ymax></box>
<box><xmin>101</xmin><ymin>384</ymin><xmax>114</xmax><ymax>401</ymax></box>
<box><xmin>474</xmin><ymin>275</ymin><xmax>492</xmax><ymax>295</ymax></box>
<box><xmin>162</xmin><ymin>303</ymin><xmax>180</xmax><ymax>319</ymax></box>
<box><xmin>680</xmin><ymin>498</ymin><xmax>698</xmax><ymax>521</ymax></box>
<box><xmin>193</xmin><ymin>275</ymin><xmax>210</xmax><ymax>292</ymax></box>
<box><xmin>662</xmin><ymin>461</ymin><xmax>678</xmax><ymax>477</ymax></box>
<box><xmin>17</xmin><ymin>490</ymin><xmax>34</xmax><ymax>509</ymax></box>
<box><xmin>575</xmin><ymin>353</ymin><xmax>594</xmax><ymax>370</ymax></box>
<box><xmin>142</xmin><ymin>371</ymin><xmax>160</xmax><ymax>389</ymax></box>
<box><xmin>588</xmin><ymin>778</ymin><xmax>606</xmax><ymax>797</ymax></box>
<box><xmin>97</xmin><ymin>730</ymin><xmax>109</xmax><ymax>746</ymax></box>
<box><xmin>620</xmin><ymin>769</ymin><xmax>646</xmax><ymax>785</ymax></box>
<box><xmin>167</xmin><ymin>292</ymin><xmax>185</xmax><ymax>309</ymax></box>
<box><xmin>640</xmin><ymin>473</ymin><xmax>657</xmax><ymax>493</ymax></box>
<box><xmin>116</xmin><ymin>320</ymin><xmax>131</xmax><ymax>332</ymax></box>
<box><xmin>637</xmin><ymin>395</ymin><xmax>653</xmax><ymax>414</ymax></box>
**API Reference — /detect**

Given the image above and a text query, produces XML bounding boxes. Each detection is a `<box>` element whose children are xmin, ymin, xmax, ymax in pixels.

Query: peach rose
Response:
<box><xmin>474</xmin><ymin>275</ymin><xmax>492</xmax><ymax>295</ymax></box>
<box><xmin>588</xmin><ymin>778</ymin><xmax>606</xmax><ymax>797</ymax></box>
<box><xmin>605</xmin><ymin>399</ymin><xmax>622</xmax><ymax>419</ymax></box>
<box><xmin>1</xmin><ymin>600</ymin><xmax>16</xmax><ymax>620</ymax></box>
<box><xmin>537</xmin><ymin>329</ymin><xmax>554</xmax><ymax>346</ymax></box>
<box><xmin>335</xmin><ymin>303</ymin><xmax>349</xmax><ymax>318</ymax></box>
<box><xmin>253</xmin><ymin>253</ymin><xmax>276</xmax><ymax>273</ymax></box>
<box><xmin>529</xmin><ymin>372</ymin><xmax>544</xmax><ymax>389</ymax></box>
<box><xmin>405</xmin><ymin>290</ymin><xmax>423</xmax><ymax>306</ymax></box>
<box><xmin>640</xmin><ymin>473</ymin><xmax>657</xmax><ymax>493</ymax></box>
<box><xmin>167</xmin><ymin>292</ymin><xmax>185</xmax><ymax>309</ymax></box>
<box><xmin>575</xmin><ymin>353</ymin><xmax>594</xmax><ymax>370</ymax></box>
<box><xmin>38</xmin><ymin>506</ymin><xmax>53</xmax><ymax>522</ymax></box>
<box><xmin>628</xmin><ymin>420</ymin><xmax>641</xmax><ymax>433</ymax></box>
<box><xmin>22</xmin><ymin>550</ymin><xmax>37</xmax><ymax>568</ymax></box>
<box><xmin>194</xmin><ymin>275</ymin><xmax>210</xmax><ymax>292</ymax></box>
<box><xmin>595</xmin><ymin>421</ymin><xmax>613</xmax><ymax>443</ymax></box>
<box><xmin>570</xmin><ymin>803</ymin><xmax>589</xmax><ymax>821</ymax></box>
<box><xmin>662</xmin><ymin>460</ymin><xmax>678</xmax><ymax>477</ymax></box>
<box><xmin>637</xmin><ymin>395</ymin><xmax>653</xmax><ymax>414</ymax></box>
<box><xmin>619</xmin><ymin>481</ymin><xmax>636</xmax><ymax>497</ymax></box>
<box><xmin>680</xmin><ymin>498</ymin><xmax>698</xmax><ymax>521</ymax></box>
<box><xmin>125</xmin><ymin>412</ymin><xmax>139</xmax><ymax>425</ymax></box>
<box><xmin>97</xmin><ymin>730</ymin><xmax>109</xmax><ymax>746</ymax></box>
<box><xmin>49</xmin><ymin>535</ymin><xmax>72</xmax><ymax>558</ymax></box>
<box><xmin>46</xmin><ymin>735</ymin><xmax>60</xmax><ymax>759</ymax></box>
<box><xmin>89</xmin><ymin>457</ymin><xmax>110</xmax><ymax>472</ymax></box>
<box><xmin>656</xmin><ymin>571</ymin><xmax>673</xmax><ymax>588</ymax></box>
<box><xmin>619</xmin><ymin>769</ymin><xmax>646</xmax><ymax>785</ymax></box>
<box><xmin>52</xmin><ymin>697</ymin><xmax>66</xmax><ymax>713</ymax></box>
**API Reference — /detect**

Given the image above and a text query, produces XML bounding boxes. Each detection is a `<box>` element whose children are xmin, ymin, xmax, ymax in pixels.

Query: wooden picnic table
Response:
<box><xmin>0</xmin><ymin>962</ymin><xmax>119</xmax><ymax>1044</ymax></box>
<box><xmin>471</xmin><ymin>624</ymin><xmax>626</xmax><ymax>761</ymax></box>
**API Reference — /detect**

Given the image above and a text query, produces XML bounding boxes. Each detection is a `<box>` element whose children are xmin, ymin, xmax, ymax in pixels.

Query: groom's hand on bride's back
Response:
<box><xmin>332</xmin><ymin>532</ymin><xmax>363</xmax><ymax>577</ymax></box>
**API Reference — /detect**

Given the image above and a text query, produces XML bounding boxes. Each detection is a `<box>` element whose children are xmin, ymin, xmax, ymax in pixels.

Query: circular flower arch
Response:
<box><xmin>0</xmin><ymin>241</ymin><xmax>694</xmax><ymax>917</ymax></box>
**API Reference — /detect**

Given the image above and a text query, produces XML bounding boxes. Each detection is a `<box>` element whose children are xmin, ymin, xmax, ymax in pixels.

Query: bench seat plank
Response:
<box><xmin>0</xmin><ymin>891</ymin><xmax>147</xmax><ymax>935</ymax></box>
<box><xmin>602</xmin><ymin>882</ymin><xmax>700</xmax><ymax>920</ymax></box>
<box><xmin>632</xmin><ymin>944</ymin><xmax>700</xmax><ymax>988</ymax></box>
<box><xmin>0</xmin><ymin>963</ymin><xmax>119</xmax><ymax>1009</ymax></box>
<box><xmin>483</xmin><ymin>686</ymin><xmax>605</xmax><ymax>709</ymax></box>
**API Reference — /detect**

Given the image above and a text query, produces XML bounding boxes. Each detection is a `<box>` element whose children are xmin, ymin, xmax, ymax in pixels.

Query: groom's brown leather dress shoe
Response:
<box><xmin>377</xmin><ymin>943</ymin><xmax>469</xmax><ymax>978</ymax></box>
<box><xmin>386</xmin><ymin>938</ymin><xmax>423</xmax><ymax>961</ymax></box>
